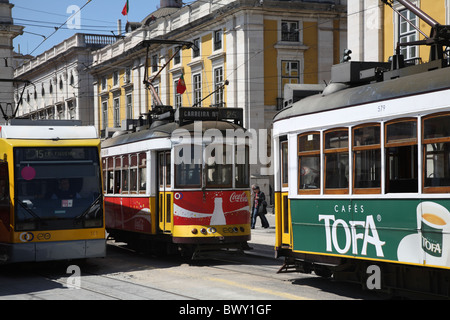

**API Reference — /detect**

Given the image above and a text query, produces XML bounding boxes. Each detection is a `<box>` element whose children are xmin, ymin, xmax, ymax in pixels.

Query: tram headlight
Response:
<box><xmin>200</xmin><ymin>228</ymin><xmax>207</xmax><ymax>235</ymax></box>
<box><xmin>191</xmin><ymin>228</ymin><xmax>198</xmax><ymax>234</ymax></box>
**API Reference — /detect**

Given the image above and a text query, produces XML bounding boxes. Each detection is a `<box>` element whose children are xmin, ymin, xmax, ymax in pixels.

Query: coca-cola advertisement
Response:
<box><xmin>173</xmin><ymin>191</ymin><xmax>250</xmax><ymax>226</ymax></box>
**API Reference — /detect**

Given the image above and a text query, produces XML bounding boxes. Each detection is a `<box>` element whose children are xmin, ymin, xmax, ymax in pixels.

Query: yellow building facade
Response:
<box><xmin>91</xmin><ymin>0</ymin><xmax>347</xmax><ymax>139</ymax></box>
<box><xmin>383</xmin><ymin>0</ymin><xmax>449</xmax><ymax>63</ymax></box>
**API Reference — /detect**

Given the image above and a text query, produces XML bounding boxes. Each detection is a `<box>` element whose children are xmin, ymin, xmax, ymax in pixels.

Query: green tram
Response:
<box><xmin>273</xmin><ymin>1</ymin><xmax>450</xmax><ymax>297</ymax></box>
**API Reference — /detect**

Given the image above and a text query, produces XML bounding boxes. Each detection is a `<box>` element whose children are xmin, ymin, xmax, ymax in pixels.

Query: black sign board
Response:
<box><xmin>177</xmin><ymin>107</ymin><xmax>243</xmax><ymax>126</ymax></box>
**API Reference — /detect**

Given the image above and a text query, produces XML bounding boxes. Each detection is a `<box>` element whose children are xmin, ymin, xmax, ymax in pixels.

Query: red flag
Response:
<box><xmin>121</xmin><ymin>0</ymin><xmax>129</xmax><ymax>16</ymax></box>
<box><xmin>177</xmin><ymin>74</ymin><xmax>186</xmax><ymax>94</ymax></box>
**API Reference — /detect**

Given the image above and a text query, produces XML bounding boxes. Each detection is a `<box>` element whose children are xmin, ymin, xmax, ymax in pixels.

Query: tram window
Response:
<box><xmin>324</xmin><ymin>129</ymin><xmax>349</xmax><ymax>194</ymax></box>
<box><xmin>166</xmin><ymin>153</ymin><xmax>171</xmax><ymax>187</ymax></box>
<box><xmin>107</xmin><ymin>157</ymin><xmax>114</xmax><ymax>194</ymax></box>
<box><xmin>114</xmin><ymin>156</ymin><xmax>121</xmax><ymax>193</ymax></box>
<box><xmin>235</xmin><ymin>145</ymin><xmax>249</xmax><ymax>188</ymax></box>
<box><xmin>298</xmin><ymin>132</ymin><xmax>320</xmax><ymax>194</ymax></box>
<box><xmin>129</xmin><ymin>154</ymin><xmax>138</xmax><ymax>193</ymax></box>
<box><xmin>0</xmin><ymin>162</ymin><xmax>9</xmax><ymax>201</ymax></box>
<box><xmin>424</xmin><ymin>114</ymin><xmax>450</xmax><ymax>139</ymax></box>
<box><xmin>205</xmin><ymin>145</ymin><xmax>232</xmax><ymax>188</ymax></box>
<box><xmin>353</xmin><ymin>125</ymin><xmax>381</xmax><ymax>193</ymax></box>
<box><xmin>386</xmin><ymin>119</ymin><xmax>417</xmax><ymax>144</ymax></box>
<box><xmin>423</xmin><ymin>113</ymin><xmax>450</xmax><ymax>192</ymax></box>
<box><xmin>102</xmin><ymin>158</ymin><xmax>107</xmax><ymax>193</ymax></box>
<box><xmin>139</xmin><ymin>152</ymin><xmax>147</xmax><ymax>193</ymax></box>
<box><xmin>281</xmin><ymin>141</ymin><xmax>288</xmax><ymax>187</ymax></box>
<box><xmin>107</xmin><ymin>171</ymin><xmax>114</xmax><ymax>194</ymax></box>
<box><xmin>14</xmin><ymin>147</ymin><xmax>102</xmax><ymax>231</ymax></box>
<box><xmin>121</xmin><ymin>155</ymin><xmax>129</xmax><ymax>194</ymax></box>
<box><xmin>175</xmin><ymin>145</ymin><xmax>202</xmax><ymax>188</ymax></box>
<box><xmin>0</xmin><ymin>162</ymin><xmax>9</xmax><ymax>229</ymax></box>
<box><xmin>159</xmin><ymin>153</ymin><xmax>164</xmax><ymax>188</ymax></box>
<box><xmin>385</xmin><ymin>119</ymin><xmax>418</xmax><ymax>193</ymax></box>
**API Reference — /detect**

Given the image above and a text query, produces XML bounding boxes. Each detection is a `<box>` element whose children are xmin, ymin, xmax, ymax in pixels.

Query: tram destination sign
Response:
<box><xmin>177</xmin><ymin>107</ymin><xmax>243</xmax><ymax>126</ymax></box>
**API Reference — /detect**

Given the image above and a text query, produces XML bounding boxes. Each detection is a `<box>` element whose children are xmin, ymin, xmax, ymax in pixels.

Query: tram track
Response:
<box><xmin>0</xmin><ymin>241</ymin><xmax>383</xmax><ymax>300</ymax></box>
<box><xmin>37</xmin><ymin>266</ymin><xmax>199</xmax><ymax>300</ymax></box>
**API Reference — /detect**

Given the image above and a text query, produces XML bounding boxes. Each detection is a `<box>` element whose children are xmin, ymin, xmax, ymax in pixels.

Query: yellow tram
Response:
<box><xmin>0</xmin><ymin>120</ymin><xmax>105</xmax><ymax>263</ymax></box>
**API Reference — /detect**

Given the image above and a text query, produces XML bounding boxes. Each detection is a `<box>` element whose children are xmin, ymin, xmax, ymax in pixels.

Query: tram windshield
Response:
<box><xmin>174</xmin><ymin>143</ymin><xmax>249</xmax><ymax>189</ymax></box>
<box><xmin>14</xmin><ymin>147</ymin><xmax>102</xmax><ymax>231</ymax></box>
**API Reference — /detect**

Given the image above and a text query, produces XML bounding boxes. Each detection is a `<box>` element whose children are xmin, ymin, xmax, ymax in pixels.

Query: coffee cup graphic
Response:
<box><xmin>421</xmin><ymin>213</ymin><xmax>445</xmax><ymax>257</ymax></box>
<box><xmin>417</xmin><ymin>202</ymin><xmax>450</xmax><ymax>266</ymax></box>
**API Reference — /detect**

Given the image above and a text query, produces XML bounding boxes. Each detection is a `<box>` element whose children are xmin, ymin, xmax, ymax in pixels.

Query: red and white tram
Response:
<box><xmin>101</xmin><ymin>107</ymin><xmax>251</xmax><ymax>257</ymax></box>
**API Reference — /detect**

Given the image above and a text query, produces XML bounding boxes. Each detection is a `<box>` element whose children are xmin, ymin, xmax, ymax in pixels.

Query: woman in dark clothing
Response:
<box><xmin>251</xmin><ymin>185</ymin><xmax>269</xmax><ymax>229</ymax></box>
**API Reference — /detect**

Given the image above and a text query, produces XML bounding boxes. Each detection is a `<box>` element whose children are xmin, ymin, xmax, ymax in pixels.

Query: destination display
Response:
<box><xmin>16</xmin><ymin>147</ymin><xmax>96</xmax><ymax>161</ymax></box>
<box><xmin>177</xmin><ymin>107</ymin><xmax>243</xmax><ymax>126</ymax></box>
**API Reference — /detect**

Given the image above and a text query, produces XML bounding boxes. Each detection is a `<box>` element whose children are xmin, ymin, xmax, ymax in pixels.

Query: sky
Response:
<box><xmin>11</xmin><ymin>0</ymin><xmax>160</xmax><ymax>56</ymax></box>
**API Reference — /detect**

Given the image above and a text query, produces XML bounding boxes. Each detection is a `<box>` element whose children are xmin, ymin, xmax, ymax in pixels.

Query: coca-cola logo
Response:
<box><xmin>230</xmin><ymin>192</ymin><xmax>248</xmax><ymax>203</ymax></box>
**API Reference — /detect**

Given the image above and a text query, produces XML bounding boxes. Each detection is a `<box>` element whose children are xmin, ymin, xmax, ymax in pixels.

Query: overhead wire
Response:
<box><xmin>28</xmin><ymin>0</ymin><xmax>94</xmax><ymax>55</ymax></box>
<box><xmin>12</xmin><ymin>0</ymin><xmax>386</xmax><ymax>117</ymax></box>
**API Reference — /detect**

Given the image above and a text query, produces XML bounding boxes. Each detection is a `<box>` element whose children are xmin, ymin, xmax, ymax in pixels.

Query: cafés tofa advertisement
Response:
<box><xmin>291</xmin><ymin>199</ymin><xmax>450</xmax><ymax>268</ymax></box>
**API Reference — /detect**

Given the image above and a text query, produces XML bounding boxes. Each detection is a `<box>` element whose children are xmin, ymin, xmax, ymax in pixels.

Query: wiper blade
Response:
<box><xmin>16</xmin><ymin>199</ymin><xmax>45</xmax><ymax>223</ymax></box>
<box><xmin>75</xmin><ymin>194</ymin><xmax>102</xmax><ymax>220</ymax></box>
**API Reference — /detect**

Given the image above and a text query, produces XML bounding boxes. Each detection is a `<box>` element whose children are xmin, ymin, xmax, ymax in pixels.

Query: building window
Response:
<box><xmin>192</xmin><ymin>38</ymin><xmax>200</xmax><ymax>58</ymax></box>
<box><xmin>126</xmin><ymin>94</ymin><xmax>132</xmax><ymax>119</ymax></box>
<box><xmin>101</xmin><ymin>76</ymin><xmax>107</xmax><ymax>91</ymax></box>
<box><xmin>281</xmin><ymin>20</ymin><xmax>299</xmax><ymax>42</ymax></box>
<box><xmin>174</xmin><ymin>46</ymin><xmax>181</xmax><ymax>65</ymax></box>
<box><xmin>214</xmin><ymin>67</ymin><xmax>224</xmax><ymax>107</ymax></box>
<box><xmin>113</xmin><ymin>71</ymin><xmax>119</xmax><ymax>86</ymax></box>
<box><xmin>102</xmin><ymin>101</ymin><xmax>108</xmax><ymax>130</ymax></box>
<box><xmin>46</xmin><ymin>107</ymin><xmax>54</xmax><ymax>119</ymax></box>
<box><xmin>113</xmin><ymin>97</ymin><xmax>120</xmax><ymax>127</ymax></box>
<box><xmin>399</xmin><ymin>9</ymin><xmax>418</xmax><ymax>60</ymax></box>
<box><xmin>193</xmin><ymin>73</ymin><xmax>202</xmax><ymax>106</ymax></box>
<box><xmin>174</xmin><ymin>79</ymin><xmax>182</xmax><ymax>108</ymax></box>
<box><xmin>281</xmin><ymin>60</ymin><xmax>300</xmax><ymax>96</ymax></box>
<box><xmin>152</xmin><ymin>54</ymin><xmax>158</xmax><ymax>73</ymax></box>
<box><xmin>124</xmin><ymin>67</ymin><xmax>131</xmax><ymax>84</ymax></box>
<box><xmin>214</xmin><ymin>30</ymin><xmax>222</xmax><ymax>51</ymax></box>
<box><xmin>67</xmin><ymin>100</ymin><xmax>76</xmax><ymax>119</ymax></box>
<box><xmin>57</xmin><ymin>104</ymin><xmax>64</xmax><ymax>119</ymax></box>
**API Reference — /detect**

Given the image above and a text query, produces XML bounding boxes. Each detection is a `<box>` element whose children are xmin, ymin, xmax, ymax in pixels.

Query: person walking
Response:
<box><xmin>251</xmin><ymin>185</ymin><xmax>269</xmax><ymax>229</ymax></box>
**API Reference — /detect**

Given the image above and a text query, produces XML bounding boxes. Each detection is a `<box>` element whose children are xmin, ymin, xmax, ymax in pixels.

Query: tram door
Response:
<box><xmin>279</xmin><ymin>138</ymin><xmax>291</xmax><ymax>246</ymax></box>
<box><xmin>157</xmin><ymin>151</ymin><xmax>172</xmax><ymax>233</ymax></box>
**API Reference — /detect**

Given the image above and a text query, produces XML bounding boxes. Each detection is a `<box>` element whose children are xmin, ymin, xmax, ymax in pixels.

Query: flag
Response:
<box><xmin>177</xmin><ymin>74</ymin><xmax>186</xmax><ymax>94</ymax></box>
<box><xmin>121</xmin><ymin>0</ymin><xmax>129</xmax><ymax>16</ymax></box>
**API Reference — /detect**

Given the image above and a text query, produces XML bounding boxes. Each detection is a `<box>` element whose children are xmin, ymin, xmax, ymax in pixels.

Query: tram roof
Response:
<box><xmin>0</xmin><ymin>123</ymin><xmax>97</xmax><ymax>140</ymax></box>
<box><xmin>101</xmin><ymin>120</ymin><xmax>244</xmax><ymax>149</ymax></box>
<box><xmin>273</xmin><ymin>66</ymin><xmax>450</xmax><ymax>122</ymax></box>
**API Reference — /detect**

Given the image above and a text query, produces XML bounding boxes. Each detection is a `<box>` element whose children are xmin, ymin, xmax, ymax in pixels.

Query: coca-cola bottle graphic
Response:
<box><xmin>210</xmin><ymin>197</ymin><xmax>226</xmax><ymax>225</ymax></box>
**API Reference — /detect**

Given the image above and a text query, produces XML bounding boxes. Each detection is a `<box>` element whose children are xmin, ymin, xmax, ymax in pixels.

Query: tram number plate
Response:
<box><xmin>377</xmin><ymin>104</ymin><xmax>386</xmax><ymax>112</ymax></box>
